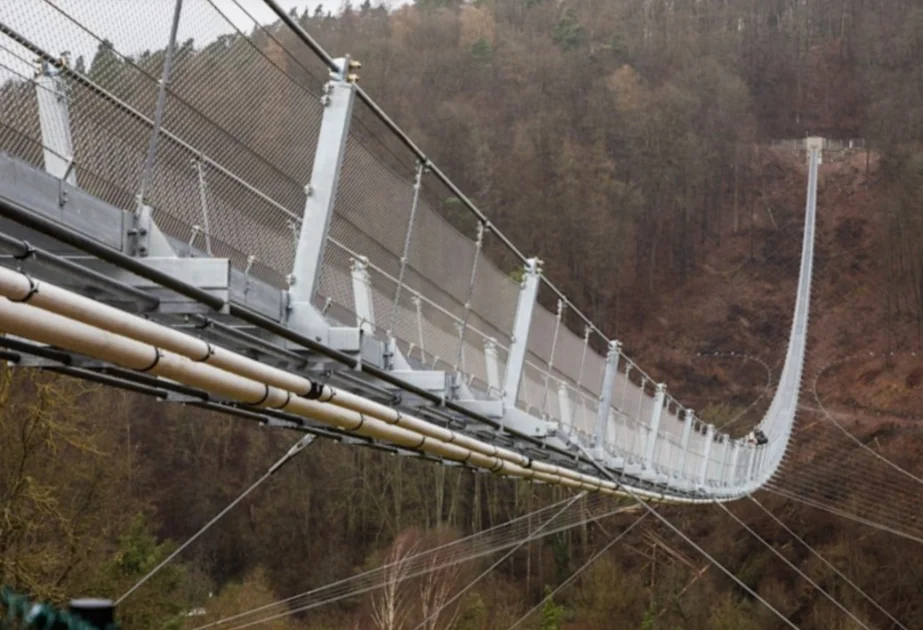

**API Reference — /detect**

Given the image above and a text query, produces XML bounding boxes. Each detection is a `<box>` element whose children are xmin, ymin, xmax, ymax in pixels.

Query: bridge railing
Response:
<box><xmin>0</xmin><ymin>0</ymin><xmax>767</xmax><ymax>493</ymax></box>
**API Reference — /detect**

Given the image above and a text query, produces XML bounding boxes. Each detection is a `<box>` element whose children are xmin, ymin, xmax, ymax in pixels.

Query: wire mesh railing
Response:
<box><xmin>0</xmin><ymin>0</ymin><xmax>792</xmax><ymax>493</ymax></box>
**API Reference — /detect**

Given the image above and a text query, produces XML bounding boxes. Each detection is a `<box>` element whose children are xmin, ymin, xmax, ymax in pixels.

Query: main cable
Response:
<box><xmin>116</xmin><ymin>434</ymin><xmax>316</xmax><ymax>605</ymax></box>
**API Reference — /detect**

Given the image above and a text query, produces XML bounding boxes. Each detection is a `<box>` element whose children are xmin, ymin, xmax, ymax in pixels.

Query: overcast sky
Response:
<box><xmin>0</xmin><ymin>0</ymin><xmax>407</xmax><ymax>82</ymax></box>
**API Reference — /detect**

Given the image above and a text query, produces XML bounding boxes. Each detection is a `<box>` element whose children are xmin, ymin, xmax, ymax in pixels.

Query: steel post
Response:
<box><xmin>501</xmin><ymin>258</ymin><xmax>541</xmax><ymax>409</ymax></box>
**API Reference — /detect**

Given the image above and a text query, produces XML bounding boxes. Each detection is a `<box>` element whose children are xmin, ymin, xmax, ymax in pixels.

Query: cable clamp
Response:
<box><xmin>304</xmin><ymin>381</ymin><xmax>325</xmax><ymax>400</ymax></box>
<box><xmin>9</xmin><ymin>275</ymin><xmax>39</xmax><ymax>303</ymax></box>
<box><xmin>13</xmin><ymin>241</ymin><xmax>35</xmax><ymax>261</ymax></box>
<box><xmin>140</xmin><ymin>348</ymin><xmax>162</xmax><ymax>372</ymax></box>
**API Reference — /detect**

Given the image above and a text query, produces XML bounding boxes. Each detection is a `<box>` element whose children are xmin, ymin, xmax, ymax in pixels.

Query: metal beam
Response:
<box><xmin>501</xmin><ymin>258</ymin><xmax>541</xmax><ymax>409</ymax></box>
<box><xmin>289</xmin><ymin>71</ymin><xmax>355</xmax><ymax>307</ymax></box>
<box><xmin>643</xmin><ymin>383</ymin><xmax>666</xmax><ymax>467</ymax></box>
<box><xmin>34</xmin><ymin>67</ymin><xmax>75</xmax><ymax>185</ymax></box>
<box><xmin>594</xmin><ymin>340</ymin><xmax>621</xmax><ymax>457</ymax></box>
<box><xmin>697</xmin><ymin>424</ymin><xmax>714</xmax><ymax>488</ymax></box>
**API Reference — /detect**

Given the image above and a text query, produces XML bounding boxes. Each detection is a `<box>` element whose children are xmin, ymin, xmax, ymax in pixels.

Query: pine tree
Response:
<box><xmin>540</xmin><ymin>586</ymin><xmax>565</xmax><ymax>630</ymax></box>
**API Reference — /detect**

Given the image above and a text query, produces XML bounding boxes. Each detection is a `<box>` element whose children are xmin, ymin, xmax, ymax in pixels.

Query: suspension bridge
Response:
<box><xmin>0</xmin><ymin>0</ymin><xmax>814</xmax><ymax>505</ymax></box>
<box><xmin>1</xmin><ymin>2</ymin><xmax>913</xmax><ymax>628</ymax></box>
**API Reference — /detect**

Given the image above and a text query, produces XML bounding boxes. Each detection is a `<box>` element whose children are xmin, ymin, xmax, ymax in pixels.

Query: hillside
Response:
<box><xmin>4</xmin><ymin>141</ymin><xmax>921</xmax><ymax>630</ymax></box>
<box><xmin>3</xmin><ymin>0</ymin><xmax>923</xmax><ymax>629</ymax></box>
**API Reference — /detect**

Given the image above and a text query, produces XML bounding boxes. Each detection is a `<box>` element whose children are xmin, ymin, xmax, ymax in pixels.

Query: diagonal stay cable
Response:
<box><xmin>408</xmin><ymin>492</ymin><xmax>587</xmax><ymax>630</ymax></box>
<box><xmin>116</xmin><ymin>434</ymin><xmax>316</xmax><ymax>605</ymax></box>
<box><xmin>766</xmin><ymin>470</ymin><xmax>923</xmax><ymax>542</ymax></box>
<box><xmin>505</xmin><ymin>511</ymin><xmax>649</xmax><ymax>630</ymax></box>
<box><xmin>191</xmin><ymin>492</ymin><xmax>597</xmax><ymax>630</ymax></box>
<box><xmin>813</xmin><ymin>357</ymin><xmax>923</xmax><ymax>487</ymax></box>
<box><xmin>572</xmin><ymin>446</ymin><xmax>803</xmax><ymax>630</ymax></box>
<box><xmin>713</xmin><ymin>500</ymin><xmax>872</xmax><ymax>630</ymax></box>
<box><xmin>201</xmin><ymin>495</ymin><xmax>648</xmax><ymax>630</ymax></box>
<box><xmin>763</xmin><ymin>487</ymin><xmax>923</xmax><ymax>546</ymax></box>
<box><xmin>748</xmin><ymin>495</ymin><xmax>910</xmax><ymax>630</ymax></box>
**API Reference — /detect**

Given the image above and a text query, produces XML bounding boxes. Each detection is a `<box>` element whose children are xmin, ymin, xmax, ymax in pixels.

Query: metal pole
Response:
<box><xmin>484</xmin><ymin>337</ymin><xmax>501</xmax><ymax>394</ymax></box>
<box><xmin>350</xmin><ymin>256</ymin><xmax>375</xmax><ymax>334</ymax></box>
<box><xmin>501</xmin><ymin>258</ymin><xmax>541</xmax><ymax>409</ymax></box>
<box><xmin>593</xmin><ymin>340</ymin><xmax>621</xmax><ymax>457</ymax></box>
<box><xmin>677</xmin><ymin>408</ymin><xmax>694</xmax><ymax>481</ymax></box>
<box><xmin>730</xmin><ymin>440</ymin><xmax>742</xmax><ymax>486</ymax></box>
<box><xmin>454</xmin><ymin>222</ymin><xmax>485</xmax><ymax>372</ymax></box>
<box><xmin>388</xmin><ymin>160</ymin><xmax>425</xmax><ymax>334</ymax></box>
<box><xmin>719</xmin><ymin>436</ymin><xmax>732</xmax><ymax>487</ymax></box>
<box><xmin>193</xmin><ymin>158</ymin><xmax>213</xmax><ymax>255</ymax></box>
<box><xmin>34</xmin><ymin>64</ymin><xmax>76</xmax><ymax>184</ymax></box>
<box><xmin>643</xmin><ymin>383</ymin><xmax>666</xmax><ymax>468</ymax></box>
<box><xmin>136</xmin><ymin>0</ymin><xmax>183</xmax><ymax>212</ymax></box>
<box><xmin>412</xmin><ymin>295</ymin><xmax>425</xmax><ymax>357</ymax></box>
<box><xmin>290</xmin><ymin>66</ymin><xmax>355</xmax><ymax>306</ymax></box>
<box><xmin>540</xmin><ymin>299</ymin><xmax>564</xmax><ymax>419</ymax></box>
<box><xmin>697</xmin><ymin>424</ymin><xmax>714</xmax><ymax>487</ymax></box>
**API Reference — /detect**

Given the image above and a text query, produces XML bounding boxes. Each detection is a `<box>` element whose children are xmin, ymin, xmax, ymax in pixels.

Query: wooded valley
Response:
<box><xmin>3</xmin><ymin>0</ymin><xmax>923</xmax><ymax>628</ymax></box>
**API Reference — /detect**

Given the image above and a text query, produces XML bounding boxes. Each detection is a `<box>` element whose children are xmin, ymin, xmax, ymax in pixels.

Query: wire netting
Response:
<box><xmin>0</xmin><ymin>0</ymin><xmax>789</xmax><ymax>494</ymax></box>
<box><xmin>0</xmin><ymin>0</ymin><xmax>326</xmax><ymax>287</ymax></box>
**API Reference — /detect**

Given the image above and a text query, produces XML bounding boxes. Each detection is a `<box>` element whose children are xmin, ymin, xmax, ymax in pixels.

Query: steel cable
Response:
<box><xmin>504</xmin><ymin>511</ymin><xmax>649</xmax><ymax>630</ymax></box>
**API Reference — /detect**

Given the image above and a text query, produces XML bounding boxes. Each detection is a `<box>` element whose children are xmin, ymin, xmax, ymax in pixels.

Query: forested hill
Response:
<box><xmin>290</xmin><ymin>0</ymin><xmax>919</xmax><ymax>345</ymax></box>
<box><xmin>2</xmin><ymin>1</ymin><xmax>923</xmax><ymax>629</ymax></box>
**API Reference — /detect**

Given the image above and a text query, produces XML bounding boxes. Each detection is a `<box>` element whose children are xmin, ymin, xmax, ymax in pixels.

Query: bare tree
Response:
<box><xmin>371</xmin><ymin>531</ymin><xmax>418</xmax><ymax>630</ymax></box>
<box><xmin>417</xmin><ymin>550</ymin><xmax>462</xmax><ymax>630</ymax></box>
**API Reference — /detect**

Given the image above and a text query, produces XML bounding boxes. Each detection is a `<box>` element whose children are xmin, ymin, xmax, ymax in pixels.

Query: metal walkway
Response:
<box><xmin>0</xmin><ymin>0</ymin><xmax>819</xmax><ymax>502</ymax></box>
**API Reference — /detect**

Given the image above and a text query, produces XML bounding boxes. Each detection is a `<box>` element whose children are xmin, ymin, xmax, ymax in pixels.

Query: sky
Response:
<box><xmin>0</xmin><ymin>0</ymin><xmax>409</xmax><ymax>82</ymax></box>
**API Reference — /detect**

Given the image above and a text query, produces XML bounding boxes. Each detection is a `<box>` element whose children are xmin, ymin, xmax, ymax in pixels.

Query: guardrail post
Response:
<box><xmin>593</xmin><ymin>340</ymin><xmax>621</xmax><ymax>457</ymax></box>
<box><xmin>289</xmin><ymin>58</ymin><xmax>357</xmax><ymax>308</ymax></box>
<box><xmin>719</xmin><ymin>436</ymin><xmax>732</xmax><ymax>486</ymax></box>
<box><xmin>557</xmin><ymin>381</ymin><xmax>572</xmax><ymax>431</ymax></box>
<box><xmin>677</xmin><ymin>408</ymin><xmax>694</xmax><ymax>480</ymax></box>
<box><xmin>730</xmin><ymin>440</ymin><xmax>742</xmax><ymax>486</ymax></box>
<box><xmin>34</xmin><ymin>61</ymin><xmax>76</xmax><ymax>185</ymax></box>
<box><xmin>483</xmin><ymin>337</ymin><xmax>501</xmax><ymax>394</ymax></box>
<box><xmin>350</xmin><ymin>255</ymin><xmax>375</xmax><ymax>334</ymax></box>
<box><xmin>751</xmin><ymin>446</ymin><xmax>764</xmax><ymax>483</ymax></box>
<box><xmin>643</xmin><ymin>383</ymin><xmax>666</xmax><ymax>468</ymax></box>
<box><xmin>747</xmin><ymin>443</ymin><xmax>758</xmax><ymax>482</ymax></box>
<box><xmin>501</xmin><ymin>258</ymin><xmax>541</xmax><ymax>409</ymax></box>
<box><xmin>540</xmin><ymin>299</ymin><xmax>565</xmax><ymax>418</ymax></box>
<box><xmin>697</xmin><ymin>424</ymin><xmax>714</xmax><ymax>488</ymax></box>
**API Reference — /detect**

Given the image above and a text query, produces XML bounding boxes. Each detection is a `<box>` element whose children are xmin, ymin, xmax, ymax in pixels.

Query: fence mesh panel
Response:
<box><xmin>0</xmin><ymin>39</ymin><xmax>43</xmax><ymax>168</ymax></box>
<box><xmin>0</xmin><ymin>0</ymin><xmax>749</xmax><ymax>490</ymax></box>
<box><xmin>0</xmin><ymin>0</ymin><xmax>326</xmax><ymax>286</ymax></box>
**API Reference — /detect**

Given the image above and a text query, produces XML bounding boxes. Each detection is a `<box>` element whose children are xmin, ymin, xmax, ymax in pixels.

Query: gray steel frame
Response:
<box><xmin>0</xmin><ymin>152</ymin><xmax>686</xmax><ymax>498</ymax></box>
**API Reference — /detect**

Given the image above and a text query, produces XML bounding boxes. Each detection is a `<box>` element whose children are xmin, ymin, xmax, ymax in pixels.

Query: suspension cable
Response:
<box><xmin>572</xmin><ymin>447</ymin><xmax>803</xmax><ymax>630</ymax></box>
<box><xmin>505</xmin><ymin>511</ymin><xmax>649</xmax><ymax>630</ymax></box>
<box><xmin>813</xmin><ymin>355</ymin><xmax>923</xmax><ymax>486</ymax></box>
<box><xmin>713</xmin><ymin>501</ymin><xmax>872</xmax><ymax>630</ymax></box>
<box><xmin>763</xmin><ymin>487</ymin><xmax>923</xmax><ymax>546</ymax></box>
<box><xmin>408</xmin><ymin>492</ymin><xmax>587</xmax><ymax>630</ymax></box>
<box><xmin>194</xmin><ymin>492</ymin><xmax>622</xmax><ymax>630</ymax></box>
<box><xmin>116</xmin><ymin>435</ymin><xmax>316</xmax><ymax>605</ymax></box>
<box><xmin>748</xmin><ymin>495</ymin><xmax>909</xmax><ymax>630</ymax></box>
